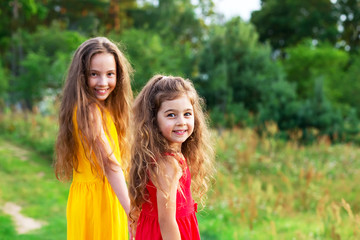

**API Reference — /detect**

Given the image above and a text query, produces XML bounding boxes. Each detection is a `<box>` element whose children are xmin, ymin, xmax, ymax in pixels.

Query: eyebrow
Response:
<box><xmin>89</xmin><ymin>69</ymin><xmax>116</xmax><ymax>72</ymax></box>
<box><xmin>164</xmin><ymin>108</ymin><xmax>193</xmax><ymax>113</ymax></box>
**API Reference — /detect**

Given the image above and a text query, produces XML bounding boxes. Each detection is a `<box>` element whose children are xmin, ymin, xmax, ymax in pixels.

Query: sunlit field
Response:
<box><xmin>1</xmin><ymin>112</ymin><xmax>360</xmax><ymax>239</ymax></box>
<box><xmin>199</xmin><ymin>126</ymin><xmax>360</xmax><ymax>239</ymax></box>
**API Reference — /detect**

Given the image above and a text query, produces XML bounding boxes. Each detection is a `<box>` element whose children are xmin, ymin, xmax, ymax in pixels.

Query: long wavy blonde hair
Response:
<box><xmin>129</xmin><ymin>75</ymin><xmax>215</xmax><ymax>227</ymax></box>
<box><xmin>54</xmin><ymin>37</ymin><xmax>133</xmax><ymax>181</ymax></box>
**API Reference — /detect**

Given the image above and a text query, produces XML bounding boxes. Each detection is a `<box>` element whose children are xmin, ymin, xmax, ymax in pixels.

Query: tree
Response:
<box><xmin>336</xmin><ymin>54</ymin><xmax>360</xmax><ymax>116</ymax></box>
<box><xmin>258</xmin><ymin>79</ymin><xmax>301</xmax><ymax>130</ymax></box>
<box><xmin>0</xmin><ymin>60</ymin><xmax>8</xmax><ymax>109</ymax></box>
<box><xmin>43</xmin><ymin>0</ymin><xmax>137</xmax><ymax>34</ymax></box>
<box><xmin>196</xmin><ymin>17</ymin><xmax>284</xmax><ymax>126</ymax></box>
<box><xmin>7</xmin><ymin>26</ymin><xmax>86</xmax><ymax>110</ymax></box>
<box><xmin>251</xmin><ymin>0</ymin><xmax>338</xmax><ymax>53</ymax></box>
<box><xmin>0</xmin><ymin>0</ymin><xmax>48</xmax><ymax>54</ymax></box>
<box><xmin>296</xmin><ymin>78</ymin><xmax>344</xmax><ymax>141</ymax></box>
<box><xmin>15</xmin><ymin>51</ymin><xmax>50</xmax><ymax>110</ymax></box>
<box><xmin>282</xmin><ymin>41</ymin><xmax>349</xmax><ymax>101</ymax></box>
<box><xmin>335</xmin><ymin>0</ymin><xmax>360</xmax><ymax>53</ymax></box>
<box><xmin>130</xmin><ymin>0</ymin><xmax>214</xmax><ymax>48</ymax></box>
<box><xmin>112</xmin><ymin>29</ymin><xmax>193</xmax><ymax>91</ymax></box>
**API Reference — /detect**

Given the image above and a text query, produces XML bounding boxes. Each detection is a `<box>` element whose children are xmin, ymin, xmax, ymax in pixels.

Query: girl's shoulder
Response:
<box><xmin>72</xmin><ymin>103</ymin><xmax>101</xmax><ymax>124</ymax></box>
<box><xmin>158</xmin><ymin>153</ymin><xmax>184</xmax><ymax>177</ymax></box>
<box><xmin>88</xmin><ymin>103</ymin><xmax>102</xmax><ymax>116</ymax></box>
<box><xmin>74</xmin><ymin>103</ymin><xmax>109</xmax><ymax>132</ymax></box>
<box><xmin>153</xmin><ymin>154</ymin><xmax>182</xmax><ymax>187</ymax></box>
<box><xmin>164</xmin><ymin>152</ymin><xmax>187</xmax><ymax>167</ymax></box>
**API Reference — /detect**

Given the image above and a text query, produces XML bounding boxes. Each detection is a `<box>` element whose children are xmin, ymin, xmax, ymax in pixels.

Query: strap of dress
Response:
<box><xmin>163</xmin><ymin>152</ymin><xmax>187</xmax><ymax>168</ymax></box>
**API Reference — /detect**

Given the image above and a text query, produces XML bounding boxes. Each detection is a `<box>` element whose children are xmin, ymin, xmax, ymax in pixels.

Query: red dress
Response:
<box><xmin>135</xmin><ymin>155</ymin><xmax>200</xmax><ymax>240</ymax></box>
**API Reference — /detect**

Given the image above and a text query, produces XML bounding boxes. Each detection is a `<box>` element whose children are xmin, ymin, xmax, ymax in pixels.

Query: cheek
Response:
<box><xmin>108</xmin><ymin>79</ymin><xmax>116</xmax><ymax>90</ymax></box>
<box><xmin>156</xmin><ymin>117</ymin><xmax>167</xmax><ymax>133</ymax></box>
<box><xmin>189</xmin><ymin>119</ymin><xmax>195</xmax><ymax>133</ymax></box>
<box><xmin>87</xmin><ymin>78</ymin><xmax>94</xmax><ymax>88</ymax></box>
<box><xmin>189</xmin><ymin>118</ymin><xmax>195</xmax><ymax>127</ymax></box>
<box><xmin>161</xmin><ymin>122</ymin><xmax>172</xmax><ymax>133</ymax></box>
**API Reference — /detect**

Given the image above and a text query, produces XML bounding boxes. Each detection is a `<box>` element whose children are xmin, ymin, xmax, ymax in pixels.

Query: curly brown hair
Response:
<box><xmin>129</xmin><ymin>74</ymin><xmax>215</xmax><ymax>228</ymax></box>
<box><xmin>54</xmin><ymin>37</ymin><xmax>133</xmax><ymax>181</ymax></box>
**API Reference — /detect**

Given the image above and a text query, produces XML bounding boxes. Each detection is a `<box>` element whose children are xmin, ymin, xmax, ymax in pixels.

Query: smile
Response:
<box><xmin>173</xmin><ymin>130</ymin><xmax>187</xmax><ymax>135</ymax></box>
<box><xmin>95</xmin><ymin>88</ymin><xmax>109</xmax><ymax>94</ymax></box>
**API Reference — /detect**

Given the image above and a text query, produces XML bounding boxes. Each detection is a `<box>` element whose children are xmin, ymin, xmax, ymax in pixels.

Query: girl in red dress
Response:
<box><xmin>129</xmin><ymin>75</ymin><xmax>215</xmax><ymax>239</ymax></box>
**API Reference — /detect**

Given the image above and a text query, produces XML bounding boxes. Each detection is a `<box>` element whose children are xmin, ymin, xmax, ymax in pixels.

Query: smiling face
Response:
<box><xmin>156</xmin><ymin>94</ymin><xmax>195</xmax><ymax>151</ymax></box>
<box><xmin>87</xmin><ymin>52</ymin><xmax>117</xmax><ymax>103</ymax></box>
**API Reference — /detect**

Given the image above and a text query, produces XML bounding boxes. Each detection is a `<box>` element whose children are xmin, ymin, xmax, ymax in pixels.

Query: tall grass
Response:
<box><xmin>0</xmin><ymin>137</ymin><xmax>69</xmax><ymax>240</ymax></box>
<box><xmin>0</xmin><ymin>110</ymin><xmax>57</xmax><ymax>158</ymax></box>
<box><xmin>199</xmin><ymin>125</ymin><xmax>360</xmax><ymax>239</ymax></box>
<box><xmin>1</xmin><ymin>111</ymin><xmax>360</xmax><ymax>239</ymax></box>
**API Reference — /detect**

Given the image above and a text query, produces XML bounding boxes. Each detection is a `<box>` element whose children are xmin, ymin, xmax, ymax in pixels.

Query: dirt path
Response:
<box><xmin>0</xmin><ymin>140</ymin><xmax>47</xmax><ymax>234</ymax></box>
<box><xmin>0</xmin><ymin>141</ymin><xmax>29</xmax><ymax>161</ymax></box>
<box><xmin>2</xmin><ymin>202</ymin><xmax>46</xmax><ymax>234</ymax></box>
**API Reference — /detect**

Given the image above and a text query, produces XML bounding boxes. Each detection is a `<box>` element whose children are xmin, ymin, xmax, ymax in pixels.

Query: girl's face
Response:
<box><xmin>87</xmin><ymin>53</ymin><xmax>117</xmax><ymax>103</ymax></box>
<box><xmin>156</xmin><ymin>94</ymin><xmax>194</xmax><ymax>151</ymax></box>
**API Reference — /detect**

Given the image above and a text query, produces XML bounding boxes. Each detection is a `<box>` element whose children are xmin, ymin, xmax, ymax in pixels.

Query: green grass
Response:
<box><xmin>195</xmin><ymin>129</ymin><xmax>360</xmax><ymax>239</ymax></box>
<box><xmin>1</xmin><ymin>113</ymin><xmax>360</xmax><ymax>239</ymax></box>
<box><xmin>0</xmin><ymin>137</ymin><xmax>69</xmax><ymax>240</ymax></box>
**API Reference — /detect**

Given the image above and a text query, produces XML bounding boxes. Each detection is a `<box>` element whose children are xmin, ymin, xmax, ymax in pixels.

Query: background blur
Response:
<box><xmin>1</xmin><ymin>0</ymin><xmax>360</xmax><ymax>239</ymax></box>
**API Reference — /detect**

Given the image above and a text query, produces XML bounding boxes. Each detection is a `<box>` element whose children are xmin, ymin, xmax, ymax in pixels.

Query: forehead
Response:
<box><xmin>158</xmin><ymin>95</ymin><xmax>193</xmax><ymax>111</ymax></box>
<box><xmin>90</xmin><ymin>53</ymin><xmax>115</xmax><ymax>68</ymax></box>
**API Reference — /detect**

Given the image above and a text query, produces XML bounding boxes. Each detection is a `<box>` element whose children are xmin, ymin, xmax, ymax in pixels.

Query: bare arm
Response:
<box><xmin>104</xmin><ymin>158</ymin><xmax>130</xmax><ymax>215</ymax></box>
<box><xmin>156</xmin><ymin>157</ymin><xmax>182</xmax><ymax>240</ymax></box>
<box><xmin>90</xmin><ymin>105</ymin><xmax>130</xmax><ymax>215</ymax></box>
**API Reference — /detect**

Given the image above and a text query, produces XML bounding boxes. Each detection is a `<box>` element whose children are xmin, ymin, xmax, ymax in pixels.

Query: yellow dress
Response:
<box><xmin>67</xmin><ymin>109</ymin><xmax>128</xmax><ymax>240</ymax></box>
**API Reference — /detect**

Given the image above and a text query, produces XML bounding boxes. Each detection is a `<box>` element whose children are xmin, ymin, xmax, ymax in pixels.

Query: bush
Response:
<box><xmin>0</xmin><ymin>110</ymin><xmax>57</xmax><ymax>158</ymax></box>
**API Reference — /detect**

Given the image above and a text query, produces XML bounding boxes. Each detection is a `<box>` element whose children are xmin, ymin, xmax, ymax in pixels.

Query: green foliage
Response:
<box><xmin>297</xmin><ymin>78</ymin><xmax>344</xmax><ymax>141</ymax></box>
<box><xmin>0</xmin><ymin>0</ymin><xmax>48</xmax><ymax>53</ymax></box>
<box><xmin>17</xmin><ymin>50</ymin><xmax>51</xmax><ymax>109</ymax></box>
<box><xmin>258</xmin><ymin>77</ymin><xmax>359</xmax><ymax>143</ymax></box>
<box><xmin>210</xmin><ymin>103</ymin><xmax>252</xmax><ymax>128</ymax></box>
<box><xmin>0</xmin><ymin>111</ymin><xmax>58</xmax><ymax>158</ymax></box>
<box><xmin>131</xmin><ymin>0</ymin><xmax>211</xmax><ymax>46</ymax></box>
<box><xmin>116</xmin><ymin>0</ymin><xmax>215</xmax><ymax>91</ymax></box>
<box><xmin>335</xmin><ymin>0</ymin><xmax>360</xmax><ymax>53</ymax></box>
<box><xmin>0</xmin><ymin>59</ymin><xmax>8</xmax><ymax>109</ymax></box>
<box><xmin>0</xmin><ymin>0</ymin><xmax>137</xmax><ymax>47</ymax></box>
<box><xmin>1</xmin><ymin>118</ymin><xmax>360</xmax><ymax>239</ymax></box>
<box><xmin>20</xmin><ymin>24</ymin><xmax>86</xmax><ymax>58</ymax></box>
<box><xmin>7</xmin><ymin>25</ymin><xmax>86</xmax><ymax>109</ymax></box>
<box><xmin>258</xmin><ymin>79</ymin><xmax>301</xmax><ymax>130</ymax></box>
<box><xmin>0</xmin><ymin>0</ymin><xmax>359</xmax><ymax>141</ymax></box>
<box><xmin>205</xmin><ymin>128</ymin><xmax>360</xmax><ymax>239</ymax></box>
<box><xmin>251</xmin><ymin>0</ymin><xmax>338</xmax><ymax>52</ymax></box>
<box><xmin>334</xmin><ymin>54</ymin><xmax>360</xmax><ymax>117</ymax></box>
<box><xmin>197</xmin><ymin>17</ymin><xmax>284</xmax><ymax>125</ymax></box>
<box><xmin>112</xmin><ymin>29</ymin><xmax>193</xmax><ymax>91</ymax></box>
<box><xmin>282</xmin><ymin>41</ymin><xmax>349</xmax><ymax>100</ymax></box>
<box><xmin>277</xmin><ymin>41</ymin><xmax>360</xmax><ymax>141</ymax></box>
<box><xmin>43</xmin><ymin>0</ymin><xmax>137</xmax><ymax>34</ymax></box>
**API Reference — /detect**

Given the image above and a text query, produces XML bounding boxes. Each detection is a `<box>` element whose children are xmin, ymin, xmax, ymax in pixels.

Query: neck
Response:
<box><xmin>169</xmin><ymin>147</ymin><xmax>181</xmax><ymax>154</ymax></box>
<box><xmin>169</xmin><ymin>143</ymin><xmax>182</xmax><ymax>153</ymax></box>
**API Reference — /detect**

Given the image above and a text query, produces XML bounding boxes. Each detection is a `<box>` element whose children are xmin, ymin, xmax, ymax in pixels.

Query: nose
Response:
<box><xmin>98</xmin><ymin>75</ymin><xmax>107</xmax><ymax>85</ymax></box>
<box><xmin>177</xmin><ymin>116</ymin><xmax>186</xmax><ymax>125</ymax></box>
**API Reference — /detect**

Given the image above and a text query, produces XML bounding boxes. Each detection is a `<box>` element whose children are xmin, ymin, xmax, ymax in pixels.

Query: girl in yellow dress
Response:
<box><xmin>54</xmin><ymin>37</ymin><xmax>133</xmax><ymax>240</ymax></box>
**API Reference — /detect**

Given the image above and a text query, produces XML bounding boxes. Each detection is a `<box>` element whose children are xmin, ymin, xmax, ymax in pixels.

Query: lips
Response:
<box><xmin>173</xmin><ymin>130</ymin><xmax>187</xmax><ymax>135</ymax></box>
<box><xmin>95</xmin><ymin>88</ymin><xmax>109</xmax><ymax>95</ymax></box>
